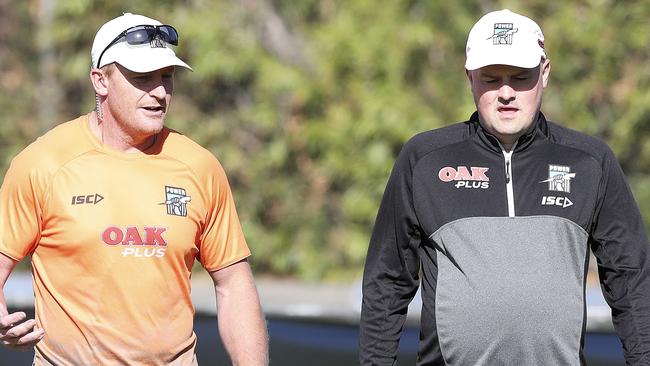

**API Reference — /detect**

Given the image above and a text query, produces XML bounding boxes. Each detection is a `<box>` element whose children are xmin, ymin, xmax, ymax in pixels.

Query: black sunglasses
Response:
<box><xmin>96</xmin><ymin>24</ymin><xmax>179</xmax><ymax>68</ymax></box>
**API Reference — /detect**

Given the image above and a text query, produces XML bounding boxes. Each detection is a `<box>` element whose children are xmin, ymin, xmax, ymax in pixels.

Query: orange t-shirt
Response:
<box><xmin>0</xmin><ymin>115</ymin><xmax>251</xmax><ymax>365</ymax></box>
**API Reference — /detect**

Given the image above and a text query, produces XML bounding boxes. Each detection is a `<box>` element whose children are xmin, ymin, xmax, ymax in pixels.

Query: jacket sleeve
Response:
<box><xmin>590</xmin><ymin>147</ymin><xmax>650</xmax><ymax>365</ymax></box>
<box><xmin>359</xmin><ymin>145</ymin><xmax>423</xmax><ymax>366</ymax></box>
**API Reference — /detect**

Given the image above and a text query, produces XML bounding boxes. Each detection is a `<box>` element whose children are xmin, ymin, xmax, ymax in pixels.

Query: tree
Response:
<box><xmin>1</xmin><ymin>0</ymin><xmax>648</xmax><ymax>280</ymax></box>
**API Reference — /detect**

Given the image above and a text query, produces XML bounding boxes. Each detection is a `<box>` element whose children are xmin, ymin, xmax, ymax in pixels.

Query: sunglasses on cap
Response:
<box><xmin>96</xmin><ymin>24</ymin><xmax>179</xmax><ymax>68</ymax></box>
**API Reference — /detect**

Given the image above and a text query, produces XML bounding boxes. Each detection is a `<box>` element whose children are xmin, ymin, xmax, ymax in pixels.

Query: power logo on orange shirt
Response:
<box><xmin>101</xmin><ymin>226</ymin><xmax>168</xmax><ymax>258</ymax></box>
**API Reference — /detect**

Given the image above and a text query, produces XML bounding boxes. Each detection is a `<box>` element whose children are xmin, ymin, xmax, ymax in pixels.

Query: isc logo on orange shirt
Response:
<box><xmin>101</xmin><ymin>226</ymin><xmax>168</xmax><ymax>258</ymax></box>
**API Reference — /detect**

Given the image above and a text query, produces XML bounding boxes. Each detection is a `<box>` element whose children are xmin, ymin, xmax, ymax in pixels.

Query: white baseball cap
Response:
<box><xmin>91</xmin><ymin>13</ymin><xmax>192</xmax><ymax>72</ymax></box>
<box><xmin>465</xmin><ymin>9</ymin><xmax>546</xmax><ymax>71</ymax></box>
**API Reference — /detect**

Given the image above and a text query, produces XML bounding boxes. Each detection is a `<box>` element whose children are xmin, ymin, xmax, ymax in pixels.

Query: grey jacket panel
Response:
<box><xmin>432</xmin><ymin>216</ymin><xmax>587</xmax><ymax>365</ymax></box>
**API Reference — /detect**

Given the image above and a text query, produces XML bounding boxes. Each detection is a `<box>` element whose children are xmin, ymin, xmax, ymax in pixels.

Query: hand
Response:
<box><xmin>0</xmin><ymin>312</ymin><xmax>45</xmax><ymax>351</ymax></box>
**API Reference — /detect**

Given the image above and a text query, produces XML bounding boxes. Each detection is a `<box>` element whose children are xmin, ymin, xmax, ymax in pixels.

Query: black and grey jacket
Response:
<box><xmin>359</xmin><ymin>112</ymin><xmax>650</xmax><ymax>366</ymax></box>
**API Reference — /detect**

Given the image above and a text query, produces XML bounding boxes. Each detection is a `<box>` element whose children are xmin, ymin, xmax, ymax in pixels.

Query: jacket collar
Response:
<box><xmin>469</xmin><ymin>111</ymin><xmax>549</xmax><ymax>153</ymax></box>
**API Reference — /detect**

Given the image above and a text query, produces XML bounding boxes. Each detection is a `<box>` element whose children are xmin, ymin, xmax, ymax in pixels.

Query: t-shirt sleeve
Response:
<box><xmin>0</xmin><ymin>154</ymin><xmax>44</xmax><ymax>261</ymax></box>
<box><xmin>198</xmin><ymin>160</ymin><xmax>251</xmax><ymax>272</ymax></box>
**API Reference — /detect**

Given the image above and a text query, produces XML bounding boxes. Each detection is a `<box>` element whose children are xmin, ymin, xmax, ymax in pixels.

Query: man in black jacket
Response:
<box><xmin>359</xmin><ymin>8</ymin><xmax>650</xmax><ymax>366</ymax></box>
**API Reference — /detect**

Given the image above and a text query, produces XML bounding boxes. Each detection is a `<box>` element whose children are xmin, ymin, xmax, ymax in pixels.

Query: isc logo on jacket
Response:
<box><xmin>438</xmin><ymin>166</ymin><xmax>490</xmax><ymax>189</ymax></box>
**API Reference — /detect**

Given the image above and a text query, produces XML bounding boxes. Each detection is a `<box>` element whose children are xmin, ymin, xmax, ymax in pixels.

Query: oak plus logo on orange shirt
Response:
<box><xmin>101</xmin><ymin>226</ymin><xmax>168</xmax><ymax>258</ymax></box>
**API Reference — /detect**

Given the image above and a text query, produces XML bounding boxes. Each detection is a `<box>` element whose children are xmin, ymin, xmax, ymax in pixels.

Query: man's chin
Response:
<box><xmin>137</xmin><ymin>117</ymin><xmax>165</xmax><ymax>133</ymax></box>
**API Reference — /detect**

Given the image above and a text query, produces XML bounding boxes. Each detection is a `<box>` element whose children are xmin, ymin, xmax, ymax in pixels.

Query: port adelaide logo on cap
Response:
<box><xmin>488</xmin><ymin>23</ymin><xmax>518</xmax><ymax>45</ymax></box>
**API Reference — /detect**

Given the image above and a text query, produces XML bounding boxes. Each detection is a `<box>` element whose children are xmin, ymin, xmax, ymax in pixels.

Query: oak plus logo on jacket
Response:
<box><xmin>540</xmin><ymin>164</ymin><xmax>575</xmax><ymax>208</ymax></box>
<box><xmin>438</xmin><ymin>166</ymin><xmax>490</xmax><ymax>189</ymax></box>
<box><xmin>101</xmin><ymin>226</ymin><xmax>168</xmax><ymax>258</ymax></box>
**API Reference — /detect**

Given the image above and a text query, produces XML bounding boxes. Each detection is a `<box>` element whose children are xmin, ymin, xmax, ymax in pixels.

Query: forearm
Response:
<box><xmin>0</xmin><ymin>253</ymin><xmax>15</xmax><ymax>317</ymax></box>
<box><xmin>217</xmin><ymin>288</ymin><xmax>268</xmax><ymax>365</ymax></box>
<box><xmin>213</xmin><ymin>261</ymin><xmax>268</xmax><ymax>366</ymax></box>
<box><xmin>0</xmin><ymin>253</ymin><xmax>44</xmax><ymax>349</ymax></box>
<box><xmin>359</xmin><ymin>274</ymin><xmax>417</xmax><ymax>365</ymax></box>
<box><xmin>0</xmin><ymin>291</ymin><xmax>8</xmax><ymax>317</ymax></box>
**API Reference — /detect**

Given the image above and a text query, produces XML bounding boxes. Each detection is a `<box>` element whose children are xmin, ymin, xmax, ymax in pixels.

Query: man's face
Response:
<box><xmin>104</xmin><ymin>64</ymin><xmax>175</xmax><ymax>138</ymax></box>
<box><xmin>466</xmin><ymin>59</ymin><xmax>550</xmax><ymax>149</ymax></box>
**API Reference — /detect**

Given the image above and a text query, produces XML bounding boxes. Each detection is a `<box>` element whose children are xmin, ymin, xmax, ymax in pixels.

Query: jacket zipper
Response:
<box><xmin>502</xmin><ymin>146</ymin><xmax>516</xmax><ymax>217</ymax></box>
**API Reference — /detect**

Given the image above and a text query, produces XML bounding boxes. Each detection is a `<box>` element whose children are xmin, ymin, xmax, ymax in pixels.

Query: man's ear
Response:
<box><xmin>541</xmin><ymin>58</ymin><xmax>551</xmax><ymax>88</ymax></box>
<box><xmin>90</xmin><ymin>68</ymin><xmax>109</xmax><ymax>97</ymax></box>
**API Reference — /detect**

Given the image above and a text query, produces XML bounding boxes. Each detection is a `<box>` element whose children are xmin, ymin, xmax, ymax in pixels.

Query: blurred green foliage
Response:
<box><xmin>0</xmin><ymin>0</ymin><xmax>648</xmax><ymax>280</ymax></box>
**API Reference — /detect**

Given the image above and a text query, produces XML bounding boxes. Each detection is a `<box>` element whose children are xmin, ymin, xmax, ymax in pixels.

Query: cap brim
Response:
<box><xmin>465</xmin><ymin>54</ymin><xmax>543</xmax><ymax>71</ymax></box>
<box><xmin>465</xmin><ymin>47</ymin><xmax>543</xmax><ymax>70</ymax></box>
<box><xmin>99</xmin><ymin>42</ymin><xmax>192</xmax><ymax>73</ymax></box>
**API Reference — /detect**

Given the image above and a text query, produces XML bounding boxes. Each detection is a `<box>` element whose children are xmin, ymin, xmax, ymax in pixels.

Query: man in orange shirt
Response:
<box><xmin>0</xmin><ymin>13</ymin><xmax>268</xmax><ymax>365</ymax></box>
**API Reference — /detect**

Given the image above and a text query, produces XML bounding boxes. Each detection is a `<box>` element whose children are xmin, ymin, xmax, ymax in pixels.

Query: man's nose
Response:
<box><xmin>497</xmin><ymin>83</ymin><xmax>515</xmax><ymax>102</ymax></box>
<box><xmin>149</xmin><ymin>83</ymin><xmax>167</xmax><ymax>100</ymax></box>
